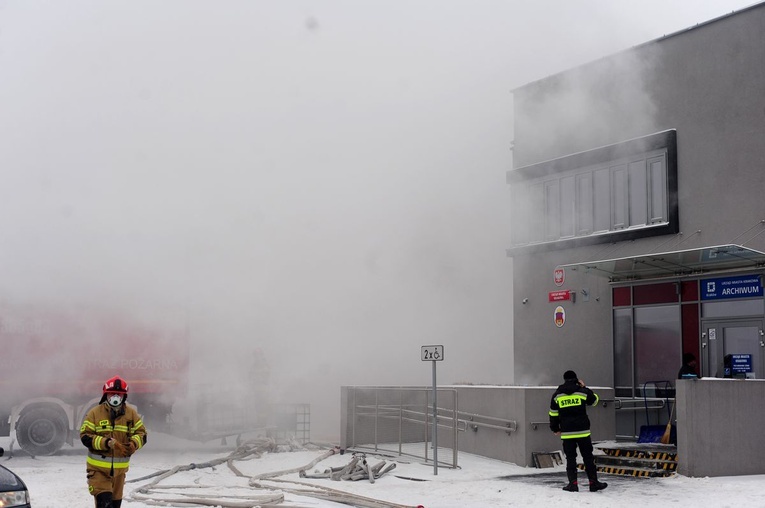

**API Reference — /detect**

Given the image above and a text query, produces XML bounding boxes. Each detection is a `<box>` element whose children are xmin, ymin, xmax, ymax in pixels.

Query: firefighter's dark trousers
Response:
<box><xmin>562</xmin><ymin>436</ymin><xmax>597</xmax><ymax>484</ymax></box>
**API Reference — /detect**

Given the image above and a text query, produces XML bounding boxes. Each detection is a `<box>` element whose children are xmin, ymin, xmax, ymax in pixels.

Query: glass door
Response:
<box><xmin>701</xmin><ymin>320</ymin><xmax>765</xmax><ymax>379</ymax></box>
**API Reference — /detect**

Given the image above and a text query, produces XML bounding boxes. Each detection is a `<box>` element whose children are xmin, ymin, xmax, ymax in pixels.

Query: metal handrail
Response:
<box><xmin>616</xmin><ymin>397</ymin><xmax>668</xmax><ymax>411</ymax></box>
<box><xmin>462</xmin><ymin>419</ymin><xmax>518</xmax><ymax>433</ymax></box>
<box><xmin>349</xmin><ymin>387</ymin><xmax>459</xmax><ymax>469</ymax></box>
<box><xmin>455</xmin><ymin>410</ymin><xmax>518</xmax><ymax>434</ymax></box>
<box><xmin>643</xmin><ymin>380</ymin><xmax>674</xmax><ymax>426</ymax></box>
<box><xmin>531</xmin><ymin>395</ymin><xmax>615</xmax><ymax>430</ymax></box>
<box><xmin>530</xmin><ymin>396</ymin><xmax>669</xmax><ymax>430</ymax></box>
<box><xmin>456</xmin><ymin>410</ymin><xmax>515</xmax><ymax>424</ymax></box>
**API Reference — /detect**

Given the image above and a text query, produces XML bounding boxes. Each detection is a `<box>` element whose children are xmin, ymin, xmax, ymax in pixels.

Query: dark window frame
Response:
<box><xmin>507</xmin><ymin>130</ymin><xmax>678</xmax><ymax>256</ymax></box>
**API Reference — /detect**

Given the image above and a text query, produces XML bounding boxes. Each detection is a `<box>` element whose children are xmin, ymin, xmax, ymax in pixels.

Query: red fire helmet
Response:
<box><xmin>102</xmin><ymin>375</ymin><xmax>129</xmax><ymax>394</ymax></box>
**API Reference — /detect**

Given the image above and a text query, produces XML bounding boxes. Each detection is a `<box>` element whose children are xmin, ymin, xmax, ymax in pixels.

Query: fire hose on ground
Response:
<box><xmin>127</xmin><ymin>437</ymin><xmax>420</xmax><ymax>508</ymax></box>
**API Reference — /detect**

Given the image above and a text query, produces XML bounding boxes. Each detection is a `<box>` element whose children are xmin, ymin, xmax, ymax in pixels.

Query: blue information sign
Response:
<box><xmin>700</xmin><ymin>275</ymin><xmax>763</xmax><ymax>300</ymax></box>
<box><xmin>730</xmin><ymin>354</ymin><xmax>752</xmax><ymax>374</ymax></box>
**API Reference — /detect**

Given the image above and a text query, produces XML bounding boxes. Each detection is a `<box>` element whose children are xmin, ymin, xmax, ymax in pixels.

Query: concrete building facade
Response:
<box><xmin>508</xmin><ymin>2</ymin><xmax>765</xmax><ymax>444</ymax></box>
<box><xmin>342</xmin><ymin>5</ymin><xmax>765</xmax><ymax>477</ymax></box>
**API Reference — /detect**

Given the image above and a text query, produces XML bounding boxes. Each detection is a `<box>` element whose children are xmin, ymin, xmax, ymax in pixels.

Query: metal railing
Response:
<box><xmin>457</xmin><ymin>410</ymin><xmax>518</xmax><ymax>433</ymax></box>
<box><xmin>614</xmin><ymin>397</ymin><xmax>668</xmax><ymax>411</ymax></box>
<box><xmin>349</xmin><ymin>387</ymin><xmax>459</xmax><ymax>468</ymax></box>
<box><xmin>614</xmin><ymin>395</ymin><xmax>673</xmax><ymax>441</ymax></box>
<box><xmin>346</xmin><ymin>386</ymin><xmax>523</xmax><ymax>469</ymax></box>
<box><xmin>527</xmin><ymin>395</ymin><xmax>671</xmax><ymax>439</ymax></box>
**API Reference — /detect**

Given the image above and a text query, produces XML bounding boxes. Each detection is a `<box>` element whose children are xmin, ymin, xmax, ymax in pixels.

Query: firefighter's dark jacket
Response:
<box><xmin>80</xmin><ymin>401</ymin><xmax>147</xmax><ymax>471</ymax></box>
<box><xmin>549</xmin><ymin>380</ymin><xmax>599</xmax><ymax>439</ymax></box>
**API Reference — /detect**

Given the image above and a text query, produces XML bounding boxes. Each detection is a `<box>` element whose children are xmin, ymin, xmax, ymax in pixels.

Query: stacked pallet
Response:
<box><xmin>578</xmin><ymin>443</ymin><xmax>677</xmax><ymax>478</ymax></box>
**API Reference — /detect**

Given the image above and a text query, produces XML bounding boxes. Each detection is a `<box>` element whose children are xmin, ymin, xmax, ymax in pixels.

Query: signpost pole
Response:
<box><xmin>432</xmin><ymin>358</ymin><xmax>438</xmax><ymax>476</ymax></box>
<box><xmin>421</xmin><ymin>345</ymin><xmax>444</xmax><ymax>476</ymax></box>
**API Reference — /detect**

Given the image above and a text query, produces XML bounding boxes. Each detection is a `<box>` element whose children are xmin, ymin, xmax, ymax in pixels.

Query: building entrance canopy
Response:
<box><xmin>560</xmin><ymin>244</ymin><xmax>765</xmax><ymax>282</ymax></box>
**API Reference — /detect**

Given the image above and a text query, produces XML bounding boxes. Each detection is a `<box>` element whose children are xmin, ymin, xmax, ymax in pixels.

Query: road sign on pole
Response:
<box><xmin>421</xmin><ymin>345</ymin><xmax>444</xmax><ymax>361</ymax></box>
<box><xmin>421</xmin><ymin>345</ymin><xmax>444</xmax><ymax>475</ymax></box>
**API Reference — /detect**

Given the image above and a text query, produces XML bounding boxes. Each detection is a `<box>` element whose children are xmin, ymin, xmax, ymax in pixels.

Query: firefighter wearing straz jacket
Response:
<box><xmin>80</xmin><ymin>376</ymin><xmax>147</xmax><ymax>508</ymax></box>
<box><xmin>549</xmin><ymin>370</ymin><xmax>608</xmax><ymax>493</ymax></box>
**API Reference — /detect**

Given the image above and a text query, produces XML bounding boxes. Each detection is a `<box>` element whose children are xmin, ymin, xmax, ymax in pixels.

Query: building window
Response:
<box><xmin>544</xmin><ymin>180</ymin><xmax>560</xmax><ymax>241</ymax></box>
<box><xmin>613</xmin><ymin>281</ymin><xmax>690</xmax><ymax>397</ymax></box>
<box><xmin>561</xmin><ymin>175</ymin><xmax>575</xmax><ymax>238</ymax></box>
<box><xmin>613</xmin><ymin>286</ymin><xmax>631</xmax><ymax>307</ymax></box>
<box><xmin>682</xmin><ymin>303</ymin><xmax>700</xmax><ymax>364</ymax></box>
<box><xmin>511</xmin><ymin>150</ymin><xmax>667</xmax><ymax>246</ymax></box>
<box><xmin>613</xmin><ymin>308</ymin><xmax>633</xmax><ymax>397</ymax></box>
<box><xmin>702</xmin><ymin>299</ymin><xmax>765</xmax><ymax>318</ymax></box>
<box><xmin>593</xmin><ymin>168</ymin><xmax>611</xmax><ymax>233</ymax></box>
<box><xmin>612</xmin><ymin>163</ymin><xmax>628</xmax><ymax>230</ymax></box>
<box><xmin>648</xmin><ymin>156</ymin><xmax>668</xmax><ymax>223</ymax></box>
<box><xmin>628</xmin><ymin>159</ymin><xmax>647</xmax><ymax>227</ymax></box>
<box><xmin>506</xmin><ymin>130</ymin><xmax>677</xmax><ymax>254</ymax></box>
<box><xmin>633</xmin><ymin>282</ymin><xmax>678</xmax><ymax>305</ymax></box>
<box><xmin>576</xmin><ymin>173</ymin><xmax>593</xmax><ymax>235</ymax></box>
<box><xmin>634</xmin><ymin>305</ymin><xmax>681</xmax><ymax>388</ymax></box>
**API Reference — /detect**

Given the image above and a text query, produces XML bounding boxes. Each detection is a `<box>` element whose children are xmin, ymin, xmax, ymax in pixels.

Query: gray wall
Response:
<box><xmin>677</xmin><ymin>378</ymin><xmax>765</xmax><ymax>477</ymax></box>
<box><xmin>341</xmin><ymin>385</ymin><xmax>615</xmax><ymax>467</ymax></box>
<box><xmin>510</xmin><ymin>4</ymin><xmax>765</xmax><ymax>387</ymax></box>
<box><xmin>342</xmin><ymin>382</ymin><xmax>765</xmax><ymax>476</ymax></box>
<box><xmin>512</xmin><ymin>252</ymin><xmax>615</xmax><ymax>387</ymax></box>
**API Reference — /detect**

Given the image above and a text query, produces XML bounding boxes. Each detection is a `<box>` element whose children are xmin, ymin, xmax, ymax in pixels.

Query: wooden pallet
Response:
<box><xmin>575</xmin><ymin>443</ymin><xmax>678</xmax><ymax>478</ymax></box>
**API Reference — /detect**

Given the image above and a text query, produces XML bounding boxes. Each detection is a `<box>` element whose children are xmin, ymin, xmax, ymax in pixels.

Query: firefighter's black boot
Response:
<box><xmin>112</xmin><ymin>500</ymin><xmax>122</xmax><ymax>508</ymax></box>
<box><xmin>96</xmin><ymin>492</ymin><xmax>113</xmax><ymax>508</ymax></box>
<box><xmin>589</xmin><ymin>480</ymin><xmax>608</xmax><ymax>492</ymax></box>
<box><xmin>562</xmin><ymin>481</ymin><xmax>578</xmax><ymax>492</ymax></box>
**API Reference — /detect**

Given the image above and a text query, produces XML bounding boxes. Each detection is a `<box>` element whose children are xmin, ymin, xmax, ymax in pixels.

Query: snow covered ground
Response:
<box><xmin>2</xmin><ymin>433</ymin><xmax>764</xmax><ymax>507</ymax></box>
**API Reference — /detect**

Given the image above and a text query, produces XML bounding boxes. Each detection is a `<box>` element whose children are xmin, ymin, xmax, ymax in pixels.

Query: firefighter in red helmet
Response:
<box><xmin>79</xmin><ymin>376</ymin><xmax>147</xmax><ymax>508</ymax></box>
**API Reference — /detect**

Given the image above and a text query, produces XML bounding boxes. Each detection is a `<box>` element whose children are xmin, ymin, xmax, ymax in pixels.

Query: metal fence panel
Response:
<box><xmin>348</xmin><ymin>387</ymin><xmax>458</xmax><ymax>468</ymax></box>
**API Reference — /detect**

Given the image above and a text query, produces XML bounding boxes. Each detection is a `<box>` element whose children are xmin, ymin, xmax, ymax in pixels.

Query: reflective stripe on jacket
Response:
<box><xmin>87</xmin><ymin>453</ymin><xmax>131</xmax><ymax>469</ymax></box>
<box><xmin>549</xmin><ymin>380</ymin><xmax>599</xmax><ymax>439</ymax></box>
<box><xmin>80</xmin><ymin>401</ymin><xmax>147</xmax><ymax>471</ymax></box>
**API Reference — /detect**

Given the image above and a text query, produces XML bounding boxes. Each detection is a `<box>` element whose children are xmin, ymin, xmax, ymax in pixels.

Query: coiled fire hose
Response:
<box><xmin>127</xmin><ymin>437</ymin><xmax>418</xmax><ymax>508</ymax></box>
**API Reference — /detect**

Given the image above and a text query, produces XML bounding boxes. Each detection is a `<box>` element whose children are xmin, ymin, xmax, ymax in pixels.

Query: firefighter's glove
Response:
<box><xmin>111</xmin><ymin>439</ymin><xmax>127</xmax><ymax>455</ymax></box>
<box><xmin>126</xmin><ymin>441</ymin><xmax>137</xmax><ymax>456</ymax></box>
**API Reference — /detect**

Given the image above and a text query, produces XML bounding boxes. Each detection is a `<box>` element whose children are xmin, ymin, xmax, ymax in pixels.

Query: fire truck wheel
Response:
<box><xmin>16</xmin><ymin>407</ymin><xmax>67</xmax><ymax>456</ymax></box>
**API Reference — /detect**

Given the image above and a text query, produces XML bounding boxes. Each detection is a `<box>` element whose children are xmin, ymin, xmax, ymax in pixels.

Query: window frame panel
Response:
<box><xmin>544</xmin><ymin>180</ymin><xmax>560</xmax><ymax>241</ymax></box>
<box><xmin>628</xmin><ymin>159</ymin><xmax>648</xmax><ymax>227</ymax></box>
<box><xmin>576</xmin><ymin>173</ymin><xmax>594</xmax><ymax>236</ymax></box>
<box><xmin>648</xmin><ymin>155</ymin><xmax>667</xmax><ymax>224</ymax></box>
<box><xmin>611</xmin><ymin>164</ymin><xmax>628</xmax><ymax>230</ymax></box>
<box><xmin>506</xmin><ymin>130</ymin><xmax>678</xmax><ymax>254</ymax></box>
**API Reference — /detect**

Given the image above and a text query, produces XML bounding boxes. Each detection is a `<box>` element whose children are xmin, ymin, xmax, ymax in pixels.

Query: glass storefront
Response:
<box><xmin>612</xmin><ymin>276</ymin><xmax>764</xmax><ymax>396</ymax></box>
<box><xmin>634</xmin><ymin>305</ymin><xmax>681</xmax><ymax>388</ymax></box>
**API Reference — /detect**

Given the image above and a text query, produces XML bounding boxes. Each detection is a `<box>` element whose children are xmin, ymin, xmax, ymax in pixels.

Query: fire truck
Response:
<box><xmin>0</xmin><ymin>303</ymin><xmax>189</xmax><ymax>455</ymax></box>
